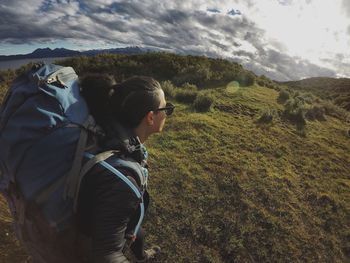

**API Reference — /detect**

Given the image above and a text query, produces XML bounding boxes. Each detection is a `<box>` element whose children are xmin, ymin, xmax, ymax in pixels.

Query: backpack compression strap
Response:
<box><xmin>64</xmin><ymin>115</ymin><xmax>97</xmax><ymax>199</ymax></box>
<box><xmin>84</xmin><ymin>152</ymin><xmax>145</xmax><ymax>238</ymax></box>
<box><xmin>35</xmin><ymin>116</ymin><xmax>97</xmax><ymax>205</ymax></box>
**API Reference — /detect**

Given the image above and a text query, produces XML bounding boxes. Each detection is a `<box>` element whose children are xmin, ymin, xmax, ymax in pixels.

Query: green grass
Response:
<box><xmin>0</xmin><ymin>80</ymin><xmax>349</xmax><ymax>262</ymax></box>
<box><xmin>144</xmin><ymin>84</ymin><xmax>350</xmax><ymax>262</ymax></box>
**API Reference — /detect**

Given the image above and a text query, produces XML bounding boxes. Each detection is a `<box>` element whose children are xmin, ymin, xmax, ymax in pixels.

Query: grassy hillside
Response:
<box><xmin>0</xmin><ymin>54</ymin><xmax>349</xmax><ymax>262</ymax></box>
<box><xmin>144</xmin><ymin>84</ymin><xmax>350</xmax><ymax>262</ymax></box>
<box><xmin>282</xmin><ymin>77</ymin><xmax>350</xmax><ymax>111</ymax></box>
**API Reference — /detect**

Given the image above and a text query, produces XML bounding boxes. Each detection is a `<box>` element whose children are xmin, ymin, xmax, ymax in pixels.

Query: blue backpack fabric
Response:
<box><xmin>0</xmin><ymin>63</ymin><xmax>94</xmax><ymax>230</ymax></box>
<box><xmin>0</xmin><ymin>64</ymin><xmax>146</xmax><ymax>236</ymax></box>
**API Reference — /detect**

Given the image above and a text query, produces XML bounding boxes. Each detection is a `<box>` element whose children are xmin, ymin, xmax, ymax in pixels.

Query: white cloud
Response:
<box><xmin>0</xmin><ymin>0</ymin><xmax>348</xmax><ymax>80</ymax></box>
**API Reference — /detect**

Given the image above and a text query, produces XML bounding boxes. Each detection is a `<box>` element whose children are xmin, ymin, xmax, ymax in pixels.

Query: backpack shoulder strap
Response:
<box><xmin>110</xmin><ymin>158</ymin><xmax>147</xmax><ymax>191</ymax></box>
<box><xmin>72</xmin><ymin>150</ymin><xmax>119</xmax><ymax>211</ymax></box>
<box><xmin>82</xmin><ymin>152</ymin><xmax>145</xmax><ymax>238</ymax></box>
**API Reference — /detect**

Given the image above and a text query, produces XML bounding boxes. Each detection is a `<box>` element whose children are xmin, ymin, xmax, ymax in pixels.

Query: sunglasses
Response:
<box><xmin>155</xmin><ymin>102</ymin><xmax>175</xmax><ymax>116</ymax></box>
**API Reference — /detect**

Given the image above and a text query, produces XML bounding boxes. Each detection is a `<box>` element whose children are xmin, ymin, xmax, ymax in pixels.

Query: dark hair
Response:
<box><xmin>80</xmin><ymin>74</ymin><xmax>162</xmax><ymax>129</ymax></box>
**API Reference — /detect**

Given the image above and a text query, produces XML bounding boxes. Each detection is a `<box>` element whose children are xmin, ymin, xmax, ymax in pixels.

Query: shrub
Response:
<box><xmin>181</xmin><ymin>82</ymin><xmax>198</xmax><ymax>91</ymax></box>
<box><xmin>285</xmin><ymin>108</ymin><xmax>306</xmax><ymax>129</ymax></box>
<box><xmin>193</xmin><ymin>94</ymin><xmax>214</xmax><ymax>112</ymax></box>
<box><xmin>305</xmin><ymin>105</ymin><xmax>326</xmax><ymax>121</ymax></box>
<box><xmin>236</xmin><ymin>71</ymin><xmax>255</xmax><ymax>86</ymax></box>
<box><xmin>283</xmin><ymin>98</ymin><xmax>307</xmax><ymax>130</ymax></box>
<box><xmin>321</xmin><ymin>101</ymin><xmax>350</xmax><ymax>121</ymax></box>
<box><xmin>293</xmin><ymin>91</ymin><xmax>300</xmax><ymax>98</ymax></box>
<box><xmin>175</xmin><ymin>89</ymin><xmax>198</xmax><ymax>104</ymax></box>
<box><xmin>161</xmin><ymin>80</ymin><xmax>176</xmax><ymax>99</ymax></box>
<box><xmin>257</xmin><ymin>109</ymin><xmax>275</xmax><ymax>124</ymax></box>
<box><xmin>301</xmin><ymin>93</ymin><xmax>316</xmax><ymax>104</ymax></box>
<box><xmin>286</xmin><ymin>96</ymin><xmax>306</xmax><ymax>111</ymax></box>
<box><xmin>257</xmin><ymin>76</ymin><xmax>281</xmax><ymax>91</ymax></box>
<box><xmin>257</xmin><ymin>79</ymin><xmax>266</xmax><ymax>87</ymax></box>
<box><xmin>277</xmin><ymin>90</ymin><xmax>290</xmax><ymax>104</ymax></box>
<box><xmin>289</xmin><ymin>108</ymin><xmax>307</xmax><ymax>137</ymax></box>
<box><xmin>296</xmin><ymin>122</ymin><xmax>307</xmax><ymax>137</ymax></box>
<box><xmin>269</xmin><ymin>84</ymin><xmax>281</xmax><ymax>91</ymax></box>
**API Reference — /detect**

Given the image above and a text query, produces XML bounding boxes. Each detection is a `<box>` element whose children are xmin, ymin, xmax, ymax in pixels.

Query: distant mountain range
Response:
<box><xmin>0</xmin><ymin>46</ymin><xmax>150</xmax><ymax>61</ymax></box>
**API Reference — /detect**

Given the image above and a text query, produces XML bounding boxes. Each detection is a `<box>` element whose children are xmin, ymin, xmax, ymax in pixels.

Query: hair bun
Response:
<box><xmin>80</xmin><ymin>74</ymin><xmax>116</xmax><ymax>125</ymax></box>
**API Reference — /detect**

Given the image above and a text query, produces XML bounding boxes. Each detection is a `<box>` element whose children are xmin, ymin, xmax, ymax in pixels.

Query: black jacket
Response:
<box><xmin>77</xmin><ymin>121</ymin><xmax>150</xmax><ymax>263</ymax></box>
<box><xmin>77</xmin><ymin>156</ymin><xmax>150</xmax><ymax>263</ymax></box>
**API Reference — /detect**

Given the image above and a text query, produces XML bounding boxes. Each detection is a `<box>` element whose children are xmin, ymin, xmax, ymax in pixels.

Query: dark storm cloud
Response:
<box><xmin>0</xmin><ymin>0</ymin><xmax>344</xmax><ymax>80</ymax></box>
<box><xmin>0</xmin><ymin>0</ymin><xmax>92</xmax><ymax>43</ymax></box>
<box><xmin>208</xmin><ymin>39</ymin><xmax>231</xmax><ymax>50</ymax></box>
<box><xmin>159</xmin><ymin>9</ymin><xmax>191</xmax><ymax>25</ymax></box>
<box><xmin>234</xmin><ymin>50</ymin><xmax>255</xmax><ymax>60</ymax></box>
<box><xmin>0</xmin><ymin>13</ymin><xmax>51</xmax><ymax>41</ymax></box>
<box><xmin>207</xmin><ymin>8</ymin><xmax>221</xmax><ymax>14</ymax></box>
<box><xmin>0</xmin><ymin>6</ymin><xmax>47</xmax><ymax>42</ymax></box>
<box><xmin>227</xmin><ymin>9</ymin><xmax>242</xmax><ymax>16</ymax></box>
<box><xmin>193</xmin><ymin>11</ymin><xmax>262</xmax><ymax>38</ymax></box>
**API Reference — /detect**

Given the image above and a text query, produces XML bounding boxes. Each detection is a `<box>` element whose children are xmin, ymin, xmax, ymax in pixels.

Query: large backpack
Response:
<box><xmin>0</xmin><ymin>64</ymin><xmax>146</xmax><ymax>261</ymax></box>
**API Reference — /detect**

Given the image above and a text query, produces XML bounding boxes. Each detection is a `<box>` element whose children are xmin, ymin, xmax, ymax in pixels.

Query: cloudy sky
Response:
<box><xmin>0</xmin><ymin>0</ymin><xmax>349</xmax><ymax>81</ymax></box>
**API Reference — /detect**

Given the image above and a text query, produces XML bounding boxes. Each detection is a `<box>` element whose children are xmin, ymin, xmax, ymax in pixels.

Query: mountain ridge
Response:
<box><xmin>0</xmin><ymin>46</ymin><xmax>149</xmax><ymax>61</ymax></box>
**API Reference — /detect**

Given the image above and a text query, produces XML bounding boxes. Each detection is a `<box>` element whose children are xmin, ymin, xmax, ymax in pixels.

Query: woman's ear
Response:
<box><xmin>146</xmin><ymin>111</ymin><xmax>154</xmax><ymax>126</ymax></box>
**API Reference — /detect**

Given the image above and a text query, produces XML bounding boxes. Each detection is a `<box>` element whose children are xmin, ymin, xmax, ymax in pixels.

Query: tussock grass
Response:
<box><xmin>193</xmin><ymin>94</ymin><xmax>214</xmax><ymax>112</ymax></box>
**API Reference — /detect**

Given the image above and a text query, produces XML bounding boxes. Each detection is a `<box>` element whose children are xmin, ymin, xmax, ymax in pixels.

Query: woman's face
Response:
<box><xmin>152</xmin><ymin>89</ymin><xmax>167</xmax><ymax>133</ymax></box>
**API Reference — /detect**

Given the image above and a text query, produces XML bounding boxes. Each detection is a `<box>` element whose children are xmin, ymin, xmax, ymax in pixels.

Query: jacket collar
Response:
<box><xmin>102</xmin><ymin>121</ymin><xmax>147</xmax><ymax>164</ymax></box>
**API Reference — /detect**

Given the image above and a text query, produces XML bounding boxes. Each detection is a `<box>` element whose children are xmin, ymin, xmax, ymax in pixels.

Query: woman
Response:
<box><xmin>78</xmin><ymin>75</ymin><xmax>174</xmax><ymax>262</ymax></box>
